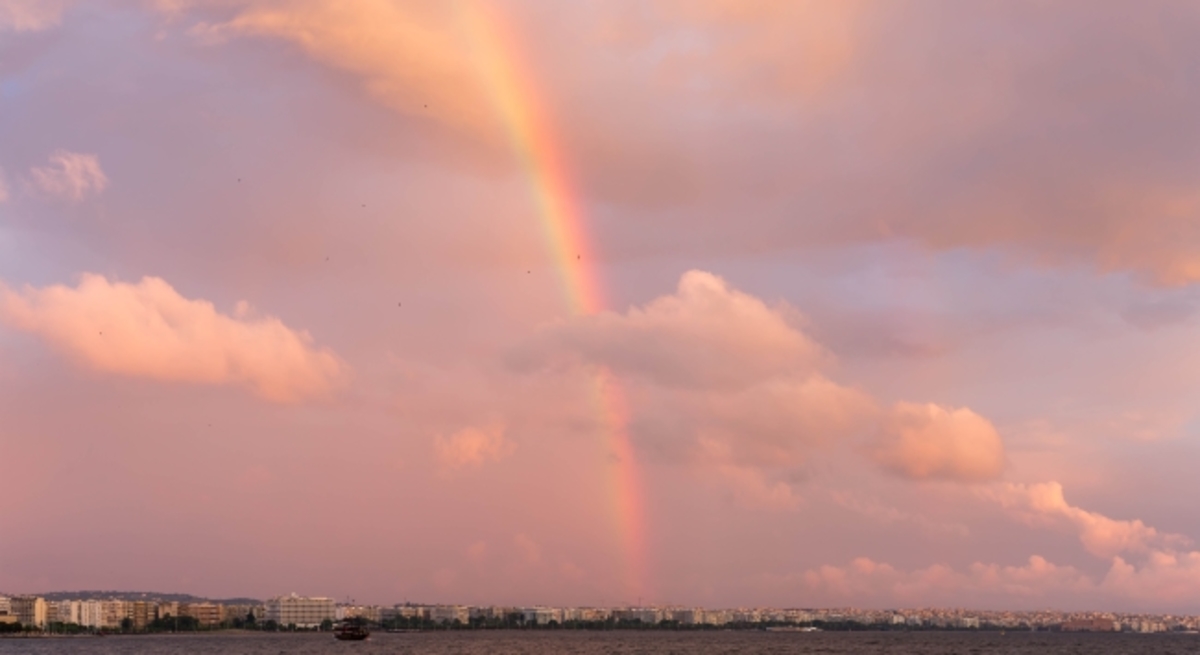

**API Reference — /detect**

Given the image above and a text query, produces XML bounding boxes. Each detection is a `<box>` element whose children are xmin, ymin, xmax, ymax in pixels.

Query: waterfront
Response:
<box><xmin>4</xmin><ymin>631</ymin><xmax>1200</xmax><ymax>655</ymax></box>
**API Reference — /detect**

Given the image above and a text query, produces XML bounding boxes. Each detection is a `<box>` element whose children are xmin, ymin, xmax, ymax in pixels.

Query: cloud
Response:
<box><xmin>0</xmin><ymin>169</ymin><xmax>8</xmax><ymax>203</ymax></box>
<box><xmin>154</xmin><ymin>2</ymin><xmax>1200</xmax><ymax>286</ymax></box>
<box><xmin>797</xmin><ymin>548</ymin><xmax>1200</xmax><ymax>609</ymax></box>
<box><xmin>0</xmin><ymin>273</ymin><xmax>345</xmax><ymax>402</ymax></box>
<box><xmin>693</xmin><ymin>438</ymin><xmax>801</xmax><ymax>510</ymax></box>
<box><xmin>0</xmin><ymin>0</ymin><xmax>66</xmax><ymax>32</ymax></box>
<box><xmin>1103</xmin><ymin>550</ymin><xmax>1200</xmax><ymax>604</ymax></box>
<box><xmin>466</xmin><ymin>541</ymin><xmax>488</xmax><ymax>563</ymax></box>
<box><xmin>828</xmin><ymin>491</ymin><xmax>970</xmax><ymax>537</ymax></box>
<box><xmin>870</xmin><ymin>403</ymin><xmax>1006</xmax><ymax>482</ymax></box>
<box><xmin>513</xmin><ymin>533</ymin><xmax>541</xmax><ymax>565</ymax></box>
<box><xmin>518</xmin><ymin>270</ymin><xmax>1004</xmax><ymax>498</ymax></box>
<box><xmin>433</xmin><ymin>424</ymin><xmax>513</xmax><ymax>472</ymax></box>
<box><xmin>183</xmin><ymin>0</ymin><xmax>496</xmax><ymax>139</ymax></box>
<box><xmin>797</xmin><ymin>555</ymin><xmax>1093</xmax><ymax>605</ymax></box>
<box><xmin>29</xmin><ymin>150</ymin><xmax>109</xmax><ymax>201</ymax></box>
<box><xmin>992</xmin><ymin>481</ymin><xmax>1188</xmax><ymax>558</ymax></box>
<box><xmin>516</xmin><ymin>270</ymin><xmax>824</xmax><ymax>390</ymax></box>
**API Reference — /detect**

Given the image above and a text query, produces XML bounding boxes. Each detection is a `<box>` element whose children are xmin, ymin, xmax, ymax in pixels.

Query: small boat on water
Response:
<box><xmin>334</xmin><ymin>618</ymin><xmax>370</xmax><ymax>641</ymax></box>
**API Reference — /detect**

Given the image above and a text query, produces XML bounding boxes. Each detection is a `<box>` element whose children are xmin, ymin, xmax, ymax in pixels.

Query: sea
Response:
<box><xmin>3</xmin><ymin>631</ymin><xmax>1200</xmax><ymax>655</ymax></box>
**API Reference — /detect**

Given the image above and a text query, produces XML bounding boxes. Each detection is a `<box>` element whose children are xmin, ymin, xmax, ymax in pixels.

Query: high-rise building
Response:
<box><xmin>264</xmin><ymin>594</ymin><xmax>335</xmax><ymax>628</ymax></box>
<box><xmin>10</xmin><ymin>596</ymin><xmax>47</xmax><ymax>629</ymax></box>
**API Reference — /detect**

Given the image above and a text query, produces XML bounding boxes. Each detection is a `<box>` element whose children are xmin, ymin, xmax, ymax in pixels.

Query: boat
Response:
<box><xmin>334</xmin><ymin>618</ymin><xmax>370</xmax><ymax>641</ymax></box>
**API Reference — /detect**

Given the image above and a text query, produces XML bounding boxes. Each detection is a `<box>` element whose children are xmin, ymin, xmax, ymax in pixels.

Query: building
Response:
<box><xmin>102</xmin><ymin>600</ymin><xmax>128</xmax><ymax>628</ymax></box>
<box><xmin>223</xmin><ymin>604</ymin><xmax>261</xmax><ymax>625</ymax></box>
<box><xmin>181</xmin><ymin>603</ymin><xmax>223</xmax><ymax>628</ymax></box>
<box><xmin>10</xmin><ymin>596</ymin><xmax>47</xmax><ymax>629</ymax></box>
<box><xmin>265</xmin><ymin>594</ymin><xmax>335</xmax><ymax>628</ymax></box>
<box><xmin>612</xmin><ymin>608</ymin><xmax>661</xmax><ymax>624</ymax></box>
<box><xmin>670</xmin><ymin>609</ymin><xmax>705</xmax><ymax>625</ymax></box>
<box><xmin>336</xmin><ymin>605</ymin><xmax>382</xmax><ymax>623</ymax></box>
<box><xmin>393</xmin><ymin>605</ymin><xmax>427</xmax><ymax>620</ymax></box>
<box><xmin>129</xmin><ymin>601</ymin><xmax>155</xmax><ymax>630</ymax></box>
<box><xmin>429</xmin><ymin>605</ymin><xmax>470</xmax><ymax>624</ymax></box>
<box><xmin>47</xmin><ymin>600</ymin><xmax>82</xmax><ymax>625</ymax></box>
<box><xmin>80</xmin><ymin>600</ymin><xmax>104</xmax><ymax>628</ymax></box>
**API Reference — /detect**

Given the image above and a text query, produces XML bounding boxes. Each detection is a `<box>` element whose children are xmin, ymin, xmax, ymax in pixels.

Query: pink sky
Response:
<box><xmin>4</xmin><ymin>0</ymin><xmax>1200</xmax><ymax>613</ymax></box>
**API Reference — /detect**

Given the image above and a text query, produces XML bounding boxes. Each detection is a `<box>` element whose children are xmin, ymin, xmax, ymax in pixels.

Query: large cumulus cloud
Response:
<box><xmin>516</xmin><ymin>270</ymin><xmax>1006</xmax><ymax>503</ymax></box>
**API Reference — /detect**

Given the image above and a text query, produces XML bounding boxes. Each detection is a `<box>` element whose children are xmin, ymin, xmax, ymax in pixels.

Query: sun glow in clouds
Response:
<box><xmin>460</xmin><ymin>2</ymin><xmax>649</xmax><ymax>600</ymax></box>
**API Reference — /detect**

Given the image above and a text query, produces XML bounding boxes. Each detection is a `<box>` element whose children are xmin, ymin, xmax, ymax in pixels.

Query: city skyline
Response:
<box><xmin>4</xmin><ymin>589</ymin><xmax>1200</xmax><ymax>634</ymax></box>
<box><xmin>4</xmin><ymin>1</ymin><xmax>1200</xmax><ymax>614</ymax></box>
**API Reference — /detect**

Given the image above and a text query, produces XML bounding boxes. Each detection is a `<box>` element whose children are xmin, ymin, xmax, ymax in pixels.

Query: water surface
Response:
<box><xmin>3</xmin><ymin>631</ymin><xmax>1200</xmax><ymax>654</ymax></box>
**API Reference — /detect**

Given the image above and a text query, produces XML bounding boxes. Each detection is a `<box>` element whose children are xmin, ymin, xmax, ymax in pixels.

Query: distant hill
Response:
<box><xmin>36</xmin><ymin>591</ymin><xmax>262</xmax><ymax>605</ymax></box>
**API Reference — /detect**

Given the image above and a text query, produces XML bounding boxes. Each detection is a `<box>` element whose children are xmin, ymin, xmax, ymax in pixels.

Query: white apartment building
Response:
<box><xmin>80</xmin><ymin>600</ymin><xmax>105</xmax><ymax>628</ymax></box>
<box><xmin>265</xmin><ymin>594</ymin><xmax>335</xmax><ymax>628</ymax></box>
<box><xmin>48</xmin><ymin>600</ymin><xmax>82</xmax><ymax>625</ymax></box>
<box><xmin>336</xmin><ymin>605</ymin><xmax>382</xmax><ymax>622</ymax></box>
<box><xmin>429</xmin><ymin>605</ymin><xmax>470</xmax><ymax>624</ymax></box>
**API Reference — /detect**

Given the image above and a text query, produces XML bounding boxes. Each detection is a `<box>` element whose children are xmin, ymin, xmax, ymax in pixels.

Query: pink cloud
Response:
<box><xmin>433</xmin><ymin>423</ymin><xmax>513</xmax><ymax>472</ymax></box>
<box><xmin>1102</xmin><ymin>550</ymin><xmax>1200</xmax><ymax>604</ymax></box>
<box><xmin>0</xmin><ymin>0</ymin><xmax>66</xmax><ymax>32</ymax></box>
<box><xmin>798</xmin><ymin>555</ymin><xmax>1093</xmax><ymax>605</ymax></box>
<box><xmin>0</xmin><ymin>273</ymin><xmax>345</xmax><ymax>402</ymax></box>
<box><xmin>183</xmin><ymin>0</ymin><xmax>496</xmax><ymax>139</ymax></box>
<box><xmin>518</xmin><ymin>270</ymin><xmax>825</xmax><ymax>391</ymax></box>
<box><xmin>518</xmin><ymin>270</ymin><xmax>1005</xmax><ymax>500</ymax></box>
<box><xmin>693</xmin><ymin>438</ymin><xmax>801</xmax><ymax>510</ymax></box>
<box><xmin>795</xmin><ymin>548</ymin><xmax>1200</xmax><ymax>608</ymax></box>
<box><xmin>513</xmin><ymin>533</ymin><xmax>541</xmax><ymax>565</ymax></box>
<box><xmin>152</xmin><ymin>2</ymin><xmax>1200</xmax><ymax>287</ymax></box>
<box><xmin>871</xmin><ymin>403</ymin><xmax>1006</xmax><ymax>482</ymax></box>
<box><xmin>992</xmin><ymin>481</ymin><xmax>1188</xmax><ymax>558</ymax></box>
<box><xmin>29</xmin><ymin>150</ymin><xmax>108</xmax><ymax>201</ymax></box>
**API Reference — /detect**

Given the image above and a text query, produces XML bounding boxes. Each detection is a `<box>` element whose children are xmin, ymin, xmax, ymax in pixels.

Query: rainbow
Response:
<box><xmin>460</xmin><ymin>4</ymin><xmax>648</xmax><ymax>601</ymax></box>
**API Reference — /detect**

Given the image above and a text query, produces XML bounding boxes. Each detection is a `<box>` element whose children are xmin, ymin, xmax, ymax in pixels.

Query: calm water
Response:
<box><xmin>3</xmin><ymin>632</ymin><xmax>1200</xmax><ymax>655</ymax></box>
